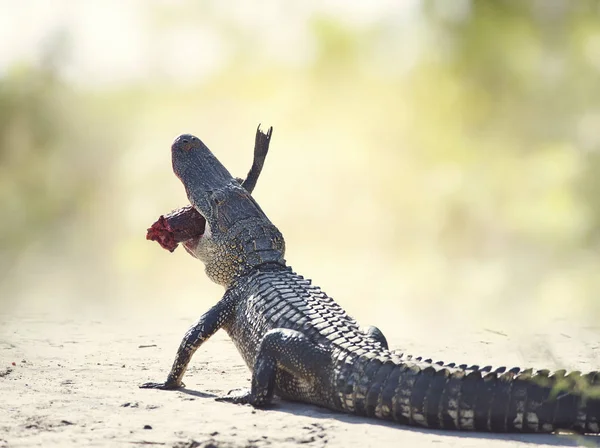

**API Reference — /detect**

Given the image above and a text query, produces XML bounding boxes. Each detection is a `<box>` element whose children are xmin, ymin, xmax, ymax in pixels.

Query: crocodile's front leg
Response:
<box><xmin>140</xmin><ymin>293</ymin><xmax>236</xmax><ymax>390</ymax></box>
<box><xmin>217</xmin><ymin>328</ymin><xmax>331</xmax><ymax>407</ymax></box>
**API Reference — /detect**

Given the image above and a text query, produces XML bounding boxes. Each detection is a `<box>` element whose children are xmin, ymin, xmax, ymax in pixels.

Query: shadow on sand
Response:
<box><xmin>276</xmin><ymin>400</ymin><xmax>599</xmax><ymax>447</ymax></box>
<box><xmin>178</xmin><ymin>387</ymin><xmax>599</xmax><ymax>447</ymax></box>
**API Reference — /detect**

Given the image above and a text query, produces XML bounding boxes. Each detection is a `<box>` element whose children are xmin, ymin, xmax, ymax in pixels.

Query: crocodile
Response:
<box><xmin>141</xmin><ymin>130</ymin><xmax>600</xmax><ymax>433</ymax></box>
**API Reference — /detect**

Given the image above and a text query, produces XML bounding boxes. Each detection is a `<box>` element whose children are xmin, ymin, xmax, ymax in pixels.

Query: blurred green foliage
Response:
<box><xmin>0</xmin><ymin>54</ymin><xmax>115</xmax><ymax>297</ymax></box>
<box><xmin>1</xmin><ymin>1</ymin><xmax>600</xmax><ymax>321</ymax></box>
<box><xmin>0</xmin><ymin>66</ymin><xmax>72</xmax><ymax>259</ymax></box>
<box><xmin>355</xmin><ymin>0</ymin><xmax>600</xmax><ymax>319</ymax></box>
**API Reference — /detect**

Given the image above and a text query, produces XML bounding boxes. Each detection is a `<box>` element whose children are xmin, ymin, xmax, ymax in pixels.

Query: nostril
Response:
<box><xmin>172</xmin><ymin>134</ymin><xmax>197</xmax><ymax>152</ymax></box>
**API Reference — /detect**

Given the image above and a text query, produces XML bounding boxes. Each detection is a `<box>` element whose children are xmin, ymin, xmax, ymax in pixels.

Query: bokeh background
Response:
<box><xmin>2</xmin><ymin>0</ymin><xmax>600</xmax><ymax>330</ymax></box>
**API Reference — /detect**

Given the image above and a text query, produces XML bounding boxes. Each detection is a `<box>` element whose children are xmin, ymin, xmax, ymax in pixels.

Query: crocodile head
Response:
<box><xmin>169</xmin><ymin>134</ymin><xmax>285</xmax><ymax>287</ymax></box>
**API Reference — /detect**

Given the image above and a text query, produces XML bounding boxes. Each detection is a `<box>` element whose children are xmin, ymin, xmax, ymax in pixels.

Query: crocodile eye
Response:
<box><xmin>211</xmin><ymin>190</ymin><xmax>226</xmax><ymax>205</ymax></box>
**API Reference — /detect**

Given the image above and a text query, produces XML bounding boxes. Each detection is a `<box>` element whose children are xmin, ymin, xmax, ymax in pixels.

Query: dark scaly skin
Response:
<box><xmin>146</xmin><ymin>125</ymin><xmax>273</xmax><ymax>252</ymax></box>
<box><xmin>141</xmin><ymin>132</ymin><xmax>600</xmax><ymax>434</ymax></box>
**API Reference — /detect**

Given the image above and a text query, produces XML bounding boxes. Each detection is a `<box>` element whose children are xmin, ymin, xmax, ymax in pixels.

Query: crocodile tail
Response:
<box><xmin>340</xmin><ymin>356</ymin><xmax>600</xmax><ymax>433</ymax></box>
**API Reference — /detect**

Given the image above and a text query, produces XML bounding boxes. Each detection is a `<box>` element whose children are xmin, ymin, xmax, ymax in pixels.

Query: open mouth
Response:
<box><xmin>146</xmin><ymin>205</ymin><xmax>206</xmax><ymax>252</ymax></box>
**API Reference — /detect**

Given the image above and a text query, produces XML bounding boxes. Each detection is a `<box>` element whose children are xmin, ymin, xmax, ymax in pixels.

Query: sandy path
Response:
<box><xmin>1</xmin><ymin>311</ymin><xmax>599</xmax><ymax>447</ymax></box>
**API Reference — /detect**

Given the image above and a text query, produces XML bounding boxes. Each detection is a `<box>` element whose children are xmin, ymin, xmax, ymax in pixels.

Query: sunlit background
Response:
<box><xmin>2</xmin><ymin>0</ymin><xmax>600</xmax><ymax>330</ymax></box>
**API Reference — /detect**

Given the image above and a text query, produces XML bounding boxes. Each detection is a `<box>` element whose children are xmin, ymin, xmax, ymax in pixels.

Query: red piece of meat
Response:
<box><xmin>146</xmin><ymin>205</ymin><xmax>206</xmax><ymax>252</ymax></box>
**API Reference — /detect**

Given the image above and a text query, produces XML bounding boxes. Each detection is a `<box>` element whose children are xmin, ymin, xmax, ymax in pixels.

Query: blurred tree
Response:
<box><xmin>0</xmin><ymin>41</ymin><xmax>111</xmax><ymax>293</ymax></box>
<box><xmin>347</xmin><ymin>0</ymin><xmax>600</xmax><ymax>311</ymax></box>
<box><xmin>425</xmin><ymin>0</ymin><xmax>600</xmax><ymax>145</ymax></box>
<box><xmin>409</xmin><ymin>0</ymin><xmax>600</xmax><ymax>252</ymax></box>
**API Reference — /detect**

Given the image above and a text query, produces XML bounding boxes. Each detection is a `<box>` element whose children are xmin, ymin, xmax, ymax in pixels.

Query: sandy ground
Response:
<box><xmin>2</xmin><ymin>310</ymin><xmax>600</xmax><ymax>448</ymax></box>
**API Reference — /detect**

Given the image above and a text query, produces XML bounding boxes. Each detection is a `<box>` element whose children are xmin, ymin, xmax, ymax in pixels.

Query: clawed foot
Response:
<box><xmin>216</xmin><ymin>388</ymin><xmax>273</xmax><ymax>408</ymax></box>
<box><xmin>139</xmin><ymin>381</ymin><xmax>182</xmax><ymax>390</ymax></box>
<box><xmin>215</xmin><ymin>388</ymin><xmax>254</xmax><ymax>405</ymax></box>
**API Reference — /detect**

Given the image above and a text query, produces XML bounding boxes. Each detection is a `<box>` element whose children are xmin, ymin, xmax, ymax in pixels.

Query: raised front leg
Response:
<box><xmin>241</xmin><ymin>125</ymin><xmax>272</xmax><ymax>193</ymax></box>
<box><xmin>361</xmin><ymin>325</ymin><xmax>388</xmax><ymax>350</ymax></box>
<box><xmin>140</xmin><ymin>294</ymin><xmax>235</xmax><ymax>390</ymax></box>
<box><xmin>234</xmin><ymin>125</ymin><xmax>272</xmax><ymax>192</ymax></box>
<box><xmin>217</xmin><ymin>328</ymin><xmax>330</xmax><ymax>407</ymax></box>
